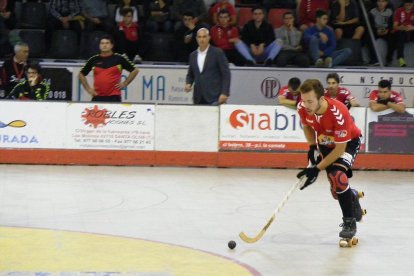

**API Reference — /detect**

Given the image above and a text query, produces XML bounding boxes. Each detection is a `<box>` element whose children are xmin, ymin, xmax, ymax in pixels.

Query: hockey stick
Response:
<box><xmin>239</xmin><ymin>177</ymin><xmax>305</xmax><ymax>243</ymax></box>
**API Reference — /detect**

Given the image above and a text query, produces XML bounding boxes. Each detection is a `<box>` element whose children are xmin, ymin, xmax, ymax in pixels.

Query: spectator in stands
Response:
<box><xmin>325</xmin><ymin>72</ymin><xmax>359</xmax><ymax>109</ymax></box>
<box><xmin>7</xmin><ymin>62</ymin><xmax>49</xmax><ymax>100</ymax></box>
<box><xmin>79</xmin><ymin>35</ymin><xmax>139</xmax><ymax>102</ymax></box>
<box><xmin>0</xmin><ymin>0</ymin><xmax>17</xmax><ymax>30</ymax></box>
<box><xmin>144</xmin><ymin>0</ymin><xmax>173</xmax><ymax>33</ymax></box>
<box><xmin>330</xmin><ymin>0</ymin><xmax>365</xmax><ymax>40</ymax></box>
<box><xmin>47</xmin><ymin>0</ymin><xmax>84</xmax><ymax>46</ymax></box>
<box><xmin>210</xmin><ymin>0</ymin><xmax>237</xmax><ymax>26</ymax></box>
<box><xmin>369</xmin><ymin>79</ymin><xmax>406</xmax><ymax>113</ymax></box>
<box><xmin>303</xmin><ymin>10</ymin><xmax>352</xmax><ymax>68</ymax></box>
<box><xmin>241</xmin><ymin>6</ymin><xmax>281</xmax><ymax>66</ymax></box>
<box><xmin>115</xmin><ymin>0</ymin><xmax>138</xmax><ymax>24</ymax></box>
<box><xmin>173</xmin><ymin>11</ymin><xmax>209</xmax><ymax>62</ymax></box>
<box><xmin>115</xmin><ymin>7</ymin><xmax>142</xmax><ymax>62</ymax></box>
<box><xmin>171</xmin><ymin>0</ymin><xmax>207</xmax><ymax>31</ymax></box>
<box><xmin>185</xmin><ymin>28</ymin><xmax>231</xmax><ymax>105</ymax></box>
<box><xmin>81</xmin><ymin>0</ymin><xmax>111</xmax><ymax>32</ymax></box>
<box><xmin>277</xmin><ymin>77</ymin><xmax>301</xmax><ymax>109</ymax></box>
<box><xmin>274</xmin><ymin>11</ymin><xmax>310</xmax><ymax>67</ymax></box>
<box><xmin>0</xmin><ymin>42</ymin><xmax>29</xmax><ymax>99</ymax></box>
<box><xmin>369</xmin><ymin>0</ymin><xmax>394</xmax><ymax>65</ymax></box>
<box><xmin>392</xmin><ymin>0</ymin><xmax>414</xmax><ymax>67</ymax></box>
<box><xmin>298</xmin><ymin>0</ymin><xmax>330</xmax><ymax>31</ymax></box>
<box><xmin>211</xmin><ymin>9</ymin><xmax>255</xmax><ymax>66</ymax></box>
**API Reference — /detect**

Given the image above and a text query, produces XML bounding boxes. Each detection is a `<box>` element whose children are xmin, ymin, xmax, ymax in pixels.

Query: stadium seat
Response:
<box><xmin>18</xmin><ymin>29</ymin><xmax>46</xmax><ymax>58</ymax></box>
<box><xmin>337</xmin><ymin>38</ymin><xmax>363</xmax><ymax>66</ymax></box>
<box><xmin>80</xmin><ymin>30</ymin><xmax>107</xmax><ymax>58</ymax></box>
<box><xmin>237</xmin><ymin>7</ymin><xmax>252</xmax><ymax>29</ymax></box>
<box><xmin>50</xmin><ymin>30</ymin><xmax>79</xmax><ymax>59</ymax></box>
<box><xmin>146</xmin><ymin>33</ymin><xmax>175</xmax><ymax>62</ymax></box>
<box><xmin>19</xmin><ymin>2</ymin><xmax>47</xmax><ymax>29</ymax></box>
<box><xmin>268</xmin><ymin>8</ymin><xmax>290</xmax><ymax>29</ymax></box>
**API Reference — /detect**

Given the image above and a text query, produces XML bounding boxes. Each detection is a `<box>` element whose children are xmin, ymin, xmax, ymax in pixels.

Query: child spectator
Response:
<box><xmin>369</xmin><ymin>0</ymin><xmax>394</xmax><ymax>65</ymax></box>
<box><xmin>210</xmin><ymin>0</ymin><xmax>236</xmax><ymax>26</ymax></box>
<box><xmin>115</xmin><ymin>7</ymin><xmax>142</xmax><ymax>62</ymax></box>
<box><xmin>115</xmin><ymin>0</ymin><xmax>138</xmax><ymax>24</ymax></box>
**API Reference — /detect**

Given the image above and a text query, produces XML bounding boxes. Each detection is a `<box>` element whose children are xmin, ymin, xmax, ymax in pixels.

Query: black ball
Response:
<box><xmin>228</xmin><ymin>240</ymin><xmax>236</xmax><ymax>249</ymax></box>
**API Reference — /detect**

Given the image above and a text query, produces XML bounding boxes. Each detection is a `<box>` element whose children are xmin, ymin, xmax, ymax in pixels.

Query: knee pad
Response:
<box><xmin>327</xmin><ymin>166</ymin><xmax>349</xmax><ymax>199</ymax></box>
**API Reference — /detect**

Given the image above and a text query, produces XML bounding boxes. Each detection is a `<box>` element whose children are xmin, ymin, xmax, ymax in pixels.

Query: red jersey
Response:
<box><xmin>278</xmin><ymin>85</ymin><xmax>301</xmax><ymax>103</ymax></box>
<box><xmin>118</xmin><ymin>22</ymin><xmax>139</xmax><ymax>42</ymax></box>
<box><xmin>299</xmin><ymin>0</ymin><xmax>330</xmax><ymax>26</ymax></box>
<box><xmin>210</xmin><ymin>25</ymin><xmax>239</xmax><ymax>50</ymax></box>
<box><xmin>211</xmin><ymin>2</ymin><xmax>236</xmax><ymax>17</ymax></box>
<box><xmin>324</xmin><ymin>86</ymin><xmax>355</xmax><ymax>105</ymax></box>
<box><xmin>80</xmin><ymin>53</ymin><xmax>135</xmax><ymax>97</ymax></box>
<box><xmin>298</xmin><ymin>98</ymin><xmax>361</xmax><ymax>148</ymax></box>
<box><xmin>393</xmin><ymin>7</ymin><xmax>414</xmax><ymax>27</ymax></box>
<box><xmin>368</xmin><ymin>90</ymin><xmax>405</xmax><ymax>104</ymax></box>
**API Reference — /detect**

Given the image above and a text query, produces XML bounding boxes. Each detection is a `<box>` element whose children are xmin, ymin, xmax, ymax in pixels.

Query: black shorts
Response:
<box><xmin>92</xmin><ymin>95</ymin><xmax>122</xmax><ymax>102</ymax></box>
<box><xmin>318</xmin><ymin>136</ymin><xmax>361</xmax><ymax>170</ymax></box>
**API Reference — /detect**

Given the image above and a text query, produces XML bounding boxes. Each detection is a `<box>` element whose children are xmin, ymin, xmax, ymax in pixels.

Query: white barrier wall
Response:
<box><xmin>0</xmin><ymin>101</ymin><xmax>412</xmax><ymax>153</ymax></box>
<box><xmin>155</xmin><ymin>105</ymin><xmax>218</xmax><ymax>152</ymax></box>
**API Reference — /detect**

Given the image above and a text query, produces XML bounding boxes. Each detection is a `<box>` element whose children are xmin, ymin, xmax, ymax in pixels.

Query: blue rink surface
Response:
<box><xmin>0</xmin><ymin>165</ymin><xmax>413</xmax><ymax>275</ymax></box>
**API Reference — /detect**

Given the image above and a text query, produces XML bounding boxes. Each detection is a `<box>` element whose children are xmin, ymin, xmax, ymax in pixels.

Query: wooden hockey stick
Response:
<box><xmin>239</xmin><ymin>177</ymin><xmax>305</xmax><ymax>243</ymax></box>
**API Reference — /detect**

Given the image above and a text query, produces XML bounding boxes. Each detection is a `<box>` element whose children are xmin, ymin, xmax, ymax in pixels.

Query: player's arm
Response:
<box><xmin>316</xmin><ymin>142</ymin><xmax>346</xmax><ymax>171</ymax></box>
<box><xmin>303</xmin><ymin>125</ymin><xmax>317</xmax><ymax>146</ymax></box>
<box><xmin>278</xmin><ymin>95</ymin><xmax>297</xmax><ymax>109</ymax></box>
<box><xmin>387</xmin><ymin>101</ymin><xmax>406</xmax><ymax>113</ymax></box>
<box><xmin>369</xmin><ymin>101</ymin><xmax>389</xmax><ymax>112</ymax></box>
<box><xmin>79</xmin><ymin>72</ymin><xmax>95</xmax><ymax>96</ymax></box>
<box><xmin>119</xmin><ymin>68</ymin><xmax>139</xmax><ymax>89</ymax></box>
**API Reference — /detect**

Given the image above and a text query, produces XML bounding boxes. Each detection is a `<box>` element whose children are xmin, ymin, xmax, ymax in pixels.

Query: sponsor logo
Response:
<box><xmin>335</xmin><ymin>130</ymin><xmax>348</xmax><ymax>138</ymax></box>
<box><xmin>82</xmin><ymin>105</ymin><xmax>110</xmax><ymax>128</ymax></box>
<box><xmin>261</xmin><ymin>77</ymin><xmax>280</xmax><ymax>99</ymax></box>
<box><xmin>0</xmin><ymin>120</ymin><xmax>26</xmax><ymax>128</ymax></box>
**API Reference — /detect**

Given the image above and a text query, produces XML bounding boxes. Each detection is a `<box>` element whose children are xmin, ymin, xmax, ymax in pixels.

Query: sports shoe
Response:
<box><xmin>315</xmin><ymin>58</ymin><xmax>324</xmax><ymax>67</ymax></box>
<box><xmin>324</xmin><ymin>57</ymin><xmax>333</xmax><ymax>68</ymax></box>
<box><xmin>133</xmin><ymin>54</ymin><xmax>143</xmax><ymax>64</ymax></box>
<box><xmin>399</xmin><ymin>58</ymin><xmax>406</xmax><ymax>67</ymax></box>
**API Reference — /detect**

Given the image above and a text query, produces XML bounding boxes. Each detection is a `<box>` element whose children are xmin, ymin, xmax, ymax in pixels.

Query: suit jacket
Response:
<box><xmin>186</xmin><ymin>45</ymin><xmax>231</xmax><ymax>104</ymax></box>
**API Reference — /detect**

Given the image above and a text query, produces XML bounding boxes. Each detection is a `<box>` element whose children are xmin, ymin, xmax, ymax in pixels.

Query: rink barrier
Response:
<box><xmin>0</xmin><ymin>149</ymin><xmax>414</xmax><ymax>170</ymax></box>
<box><xmin>0</xmin><ymin>102</ymin><xmax>413</xmax><ymax>170</ymax></box>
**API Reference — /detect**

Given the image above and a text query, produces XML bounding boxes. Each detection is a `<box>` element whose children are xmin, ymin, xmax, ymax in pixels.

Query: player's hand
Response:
<box><xmin>218</xmin><ymin>94</ymin><xmax>228</xmax><ymax>104</ymax></box>
<box><xmin>377</xmin><ymin>98</ymin><xmax>390</xmax><ymax>105</ymax></box>
<box><xmin>297</xmin><ymin>166</ymin><xmax>320</xmax><ymax>190</ymax></box>
<box><xmin>115</xmin><ymin>82</ymin><xmax>127</xmax><ymax>90</ymax></box>
<box><xmin>184</xmin><ymin>84</ymin><xmax>192</xmax><ymax>92</ymax></box>
<box><xmin>307</xmin><ymin>145</ymin><xmax>321</xmax><ymax>166</ymax></box>
<box><xmin>345</xmin><ymin>100</ymin><xmax>352</xmax><ymax>109</ymax></box>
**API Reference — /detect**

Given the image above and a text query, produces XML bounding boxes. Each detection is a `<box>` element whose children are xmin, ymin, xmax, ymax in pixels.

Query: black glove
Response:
<box><xmin>297</xmin><ymin>166</ymin><xmax>320</xmax><ymax>190</ymax></box>
<box><xmin>345</xmin><ymin>100</ymin><xmax>352</xmax><ymax>110</ymax></box>
<box><xmin>377</xmin><ymin>98</ymin><xmax>390</xmax><ymax>105</ymax></box>
<box><xmin>307</xmin><ymin>145</ymin><xmax>321</xmax><ymax>166</ymax></box>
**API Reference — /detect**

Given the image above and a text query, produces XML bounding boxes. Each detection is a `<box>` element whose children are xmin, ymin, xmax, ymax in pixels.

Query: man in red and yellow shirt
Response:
<box><xmin>297</xmin><ymin>79</ymin><xmax>364</xmax><ymax>242</ymax></box>
<box><xmin>79</xmin><ymin>34</ymin><xmax>139</xmax><ymax>102</ymax></box>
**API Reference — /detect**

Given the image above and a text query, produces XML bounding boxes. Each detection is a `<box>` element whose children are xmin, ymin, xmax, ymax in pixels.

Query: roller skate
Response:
<box><xmin>339</xmin><ymin>217</ymin><xmax>358</xmax><ymax>247</ymax></box>
<box><xmin>352</xmin><ymin>189</ymin><xmax>367</xmax><ymax>222</ymax></box>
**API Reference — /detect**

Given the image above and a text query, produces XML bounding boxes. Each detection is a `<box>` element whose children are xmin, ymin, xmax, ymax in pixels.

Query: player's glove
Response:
<box><xmin>307</xmin><ymin>145</ymin><xmax>321</xmax><ymax>166</ymax></box>
<box><xmin>345</xmin><ymin>100</ymin><xmax>352</xmax><ymax>109</ymax></box>
<box><xmin>377</xmin><ymin>98</ymin><xmax>390</xmax><ymax>105</ymax></box>
<box><xmin>297</xmin><ymin>166</ymin><xmax>320</xmax><ymax>190</ymax></box>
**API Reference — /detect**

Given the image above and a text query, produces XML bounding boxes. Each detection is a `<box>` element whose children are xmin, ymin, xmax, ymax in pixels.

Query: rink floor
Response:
<box><xmin>0</xmin><ymin>165</ymin><xmax>413</xmax><ymax>275</ymax></box>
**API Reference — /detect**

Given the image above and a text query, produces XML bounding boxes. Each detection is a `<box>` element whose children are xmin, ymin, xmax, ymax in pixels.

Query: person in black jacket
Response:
<box><xmin>241</xmin><ymin>6</ymin><xmax>281</xmax><ymax>66</ymax></box>
<box><xmin>7</xmin><ymin>62</ymin><xmax>49</xmax><ymax>100</ymax></box>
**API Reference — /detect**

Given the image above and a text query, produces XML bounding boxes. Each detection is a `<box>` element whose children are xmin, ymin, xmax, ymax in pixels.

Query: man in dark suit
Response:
<box><xmin>185</xmin><ymin>28</ymin><xmax>231</xmax><ymax>105</ymax></box>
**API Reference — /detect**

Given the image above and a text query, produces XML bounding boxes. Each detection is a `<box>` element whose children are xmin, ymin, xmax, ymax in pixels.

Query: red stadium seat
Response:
<box><xmin>268</xmin><ymin>8</ymin><xmax>291</xmax><ymax>29</ymax></box>
<box><xmin>237</xmin><ymin>7</ymin><xmax>252</xmax><ymax>29</ymax></box>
